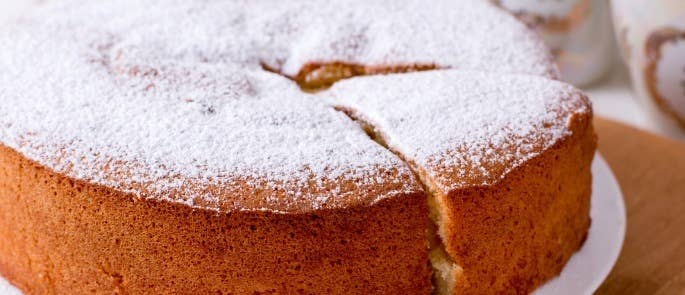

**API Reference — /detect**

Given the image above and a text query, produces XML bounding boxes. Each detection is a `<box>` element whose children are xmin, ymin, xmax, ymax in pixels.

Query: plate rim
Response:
<box><xmin>585</xmin><ymin>153</ymin><xmax>627</xmax><ymax>293</ymax></box>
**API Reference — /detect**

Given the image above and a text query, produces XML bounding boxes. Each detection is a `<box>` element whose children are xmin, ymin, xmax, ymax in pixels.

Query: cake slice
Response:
<box><xmin>327</xmin><ymin>70</ymin><xmax>596</xmax><ymax>294</ymax></box>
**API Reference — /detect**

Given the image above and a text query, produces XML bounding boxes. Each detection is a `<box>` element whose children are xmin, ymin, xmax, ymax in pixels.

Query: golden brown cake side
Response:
<box><xmin>0</xmin><ymin>144</ymin><xmax>431</xmax><ymax>294</ymax></box>
<box><xmin>436</xmin><ymin>112</ymin><xmax>596</xmax><ymax>294</ymax></box>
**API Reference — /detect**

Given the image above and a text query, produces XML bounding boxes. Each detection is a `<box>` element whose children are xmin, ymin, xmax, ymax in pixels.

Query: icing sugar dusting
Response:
<box><xmin>28</xmin><ymin>0</ymin><xmax>558</xmax><ymax>79</ymax></box>
<box><xmin>247</xmin><ymin>0</ymin><xmax>559</xmax><ymax>78</ymax></box>
<box><xmin>0</xmin><ymin>26</ymin><xmax>417</xmax><ymax>212</ymax></box>
<box><xmin>327</xmin><ymin>70</ymin><xmax>591</xmax><ymax>192</ymax></box>
<box><xmin>0</xmin><ymin>0</ymin><xmax>570</xmax><ymax>212</ymax></box>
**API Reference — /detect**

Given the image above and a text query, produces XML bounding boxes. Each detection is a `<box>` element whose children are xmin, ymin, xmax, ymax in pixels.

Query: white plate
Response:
<box><xmin>0</xmin><ymin>153</ymin><xmax>625</xmax><ymax>294</ymax></box>
<box><xmin>535</xmin><ymin>153</ymin><xmax>626</xmax><ymax>295</ymax></box>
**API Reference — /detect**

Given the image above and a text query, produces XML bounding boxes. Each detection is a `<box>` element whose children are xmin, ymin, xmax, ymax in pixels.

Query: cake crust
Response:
<box><xmin>439</xmin><ymin>113</ymin><xmax>595</xmax><ymax>294</ymax></box>
<box><xmin>0</xmin><ymin>144</ymin><xmax>431</xmax><ymax>294</ymax></box>
<box><xmin>327</xmin><ymin>70</ymin><xmax>595</xmax><ymax>294</ymax></box>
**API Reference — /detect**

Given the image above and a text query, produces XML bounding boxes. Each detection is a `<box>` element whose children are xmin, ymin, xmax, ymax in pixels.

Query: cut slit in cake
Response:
<box><xmin>292</xmin><ymin>62</ymin><xmax>439</xmax><ymax>90</ymax></box>
<box><xmin>0</xmin><ymin>0</ymin><xmax>594</xmax><ymax>294</ymax></box>
<box><xmin>335</xmin><ymin>105</ymin><xmax>464</xmax><ymax>294</ymax></box>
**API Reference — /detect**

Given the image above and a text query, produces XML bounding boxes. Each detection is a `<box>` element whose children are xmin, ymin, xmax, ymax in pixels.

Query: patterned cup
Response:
<box><xmin>612</xmin><ymin>0</ymin><xmax>685</xmax><ymax>132</ymax></box>
<box><xmin>493</xmin><ymin>0</ymin><xmax>615</xmax><ymax>86</ymax></box>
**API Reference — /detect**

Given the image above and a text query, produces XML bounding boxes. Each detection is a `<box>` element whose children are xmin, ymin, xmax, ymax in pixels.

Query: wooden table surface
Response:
<box><xmin>594</xmin><ymin>118</ymin><xmax>685</xmax><ymax>295</ymax></box>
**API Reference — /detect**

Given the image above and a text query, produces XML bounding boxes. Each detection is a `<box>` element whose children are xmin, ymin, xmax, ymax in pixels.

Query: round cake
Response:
<box><xmin>0</xmin><ymin>0</ymin><xmax>596</xmax><ymax>294</ymax></box>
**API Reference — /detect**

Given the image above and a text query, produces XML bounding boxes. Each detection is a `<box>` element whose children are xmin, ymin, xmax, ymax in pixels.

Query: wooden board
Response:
<box><xmin>594</xmin><ymin>118</ymin><xmax>685</xmax><ymax>295</ymax></box>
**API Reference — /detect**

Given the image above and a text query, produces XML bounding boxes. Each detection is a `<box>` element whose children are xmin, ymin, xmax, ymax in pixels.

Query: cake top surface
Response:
<box><xmin>328</xmin><ymin>71</ymin><xmax>590</xmax><ymax>193</ymax></box>
<box><xmin>0</xmin><ymin>0</ymin><xmax>580</xmax><ymax>213</ymax></box>
<box><xmin>33</xmin><ymin>0</ymin><xmax>558</xmax><ymax>78</ymax></box>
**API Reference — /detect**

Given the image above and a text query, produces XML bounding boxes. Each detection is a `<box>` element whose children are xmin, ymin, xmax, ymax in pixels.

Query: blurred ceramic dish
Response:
<box><xmin>495</xmin><ymin>0</ymin><xmax>615</xmax><ymax>86</ymax></box>
<box><xmin>0</xmin><ymin>154</ymin><xmax>625</xmax><ymax>295</ymax></box>
<box><xmin>612</xmin><ymin>0</ymin><xmax>685</xmax><ymax>133</ymax></box>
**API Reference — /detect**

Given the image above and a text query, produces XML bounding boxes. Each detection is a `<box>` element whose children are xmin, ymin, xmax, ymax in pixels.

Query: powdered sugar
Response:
<box><xmin>0</xmin><ymin>25</ymin><xmax>417</xmax><ymax>212</ymax></box>
<box><xmin>246</xmin><ymin>0</ymin><xmax>559</xmax><ymax>78</ymax></box>
<box><xmin>0</xmin><ymin>0</ymin><xmax>575</xmax><ymax>212</ymax></box>
<box><xmin>25</xmin><ymin>0</ymin><xmax>558</xmax><ymax>79</ymax></box>
<box><xmin>327</xmin><ymin>71</ymin><xmax>590</xmax><ymax>193</ymax></box>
